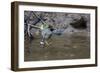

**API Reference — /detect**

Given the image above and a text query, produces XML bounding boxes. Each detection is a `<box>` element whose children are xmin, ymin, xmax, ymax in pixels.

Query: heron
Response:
<box><xmin>28</xmin><ymin>23</ymin><xmax>54</xmax><ymax>47</ymax></box>
<box><xmin>27</xmin><ymin>12</ymin><xmax>67</xmax><ymax>47</ymax></box>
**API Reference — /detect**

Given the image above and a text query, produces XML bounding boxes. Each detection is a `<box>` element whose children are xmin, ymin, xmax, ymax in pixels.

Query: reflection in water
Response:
<box><xmin>24</xmin><ymin>32</ymin><xmax>90</xmax><ymax>61</ymax></box>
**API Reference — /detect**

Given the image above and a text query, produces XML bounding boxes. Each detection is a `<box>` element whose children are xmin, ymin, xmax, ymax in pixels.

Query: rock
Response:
<box><xmin>24</xmin><ymin>11</ymin><xmax>90</xmax><ymax>36</ymax></box>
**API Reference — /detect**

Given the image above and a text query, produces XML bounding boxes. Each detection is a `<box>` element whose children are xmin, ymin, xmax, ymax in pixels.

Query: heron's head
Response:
<box><xmin>48</xmin><ymin>25</ymin><xmax>54</xmax><ymax>31</ymax></box>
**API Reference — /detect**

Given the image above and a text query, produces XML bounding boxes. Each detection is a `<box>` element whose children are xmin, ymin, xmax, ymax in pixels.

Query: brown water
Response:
<box><xmin>24</xmin><ymin>32</ymin><xmax>90</xmax><ymax>61</ymax></box>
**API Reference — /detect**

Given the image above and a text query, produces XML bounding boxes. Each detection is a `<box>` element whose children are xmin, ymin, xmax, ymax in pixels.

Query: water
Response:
<box><xmin>24</xmin><ymin>32</ymin><xmax>90</xmax><ymax>61</ymax></box>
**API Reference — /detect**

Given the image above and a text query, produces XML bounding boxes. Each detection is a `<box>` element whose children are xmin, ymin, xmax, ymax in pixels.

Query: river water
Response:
<box><xmin>24</xmin><ymin>32</ymin><xmax>90</xmax><ymax>61</ymax></box>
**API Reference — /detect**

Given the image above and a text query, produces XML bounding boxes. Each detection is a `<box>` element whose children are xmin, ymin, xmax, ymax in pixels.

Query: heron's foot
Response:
<box><xmin>45</xmin><ymin>41</ymin><xmax>52</xmax><ymax>48</ymax></box>
<box><xmin>40</xmin><ymin>41</ymin><xmax>45</xmax><ymax>48</ymax></box>
<box><xmin>40</xmin><ymin>41</ymin><xmax>51</xmax><ymax>48</ymax></box>
<box><xmin>40</xmin><ymin>41</ymin><xmax>44</xmax><ymax>45</ymax></box>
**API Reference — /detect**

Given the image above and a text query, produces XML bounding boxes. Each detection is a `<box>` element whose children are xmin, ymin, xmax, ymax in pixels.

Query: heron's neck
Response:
<box><xmin>40</xmin><ymin>25</ymin><xmax>44</xmax><ymax>30</ymax></box>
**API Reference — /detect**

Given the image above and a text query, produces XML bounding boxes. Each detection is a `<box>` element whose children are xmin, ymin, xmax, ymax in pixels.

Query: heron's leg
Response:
<box><xmin>40</xmin><ymin>36</ymin><xmax>45</xmax><ymax>47</ymax></box>
<box><xmin>45</xmin><ymin>40</ymin><xmax>49</xmax><ymax>46</ymax></box>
